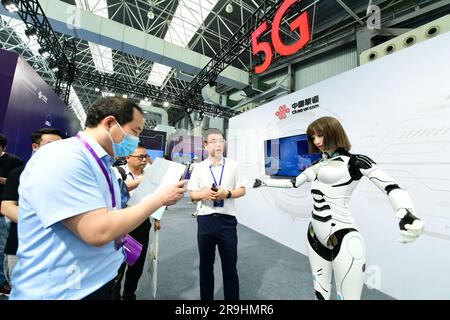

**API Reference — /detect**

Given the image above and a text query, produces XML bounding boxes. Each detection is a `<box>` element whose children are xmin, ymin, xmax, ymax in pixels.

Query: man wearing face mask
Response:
<box><xmin>9</xmin><ymin>97</ymin><xmax>186</xmax><ymax>300</ymax></box>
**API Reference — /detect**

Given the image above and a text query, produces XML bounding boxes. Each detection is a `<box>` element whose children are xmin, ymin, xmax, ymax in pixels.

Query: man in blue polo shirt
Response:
<box><xmin>10</xmin><ymin>97</ymin><xmax>186</xmax><ymax>300</ymax></box>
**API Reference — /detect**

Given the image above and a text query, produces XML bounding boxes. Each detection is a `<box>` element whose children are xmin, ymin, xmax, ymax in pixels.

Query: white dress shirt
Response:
<box><xmin>187</xmin><ymin>157</ymin><xmax>246</xmax><ymax>216</ymax></box>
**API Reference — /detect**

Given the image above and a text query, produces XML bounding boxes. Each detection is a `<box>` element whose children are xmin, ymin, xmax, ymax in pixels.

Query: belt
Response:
<box><xmin>210</xmin><ymin>213</ymin><xmax>226</xmax><ymax>217</ymax></box>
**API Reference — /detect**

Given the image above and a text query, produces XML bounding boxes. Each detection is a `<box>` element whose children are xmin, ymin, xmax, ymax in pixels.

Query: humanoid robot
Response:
<box><xmin>253</xmin><ymin>116</ymin><xmax>424</xmax><ymax>300</ymax></box>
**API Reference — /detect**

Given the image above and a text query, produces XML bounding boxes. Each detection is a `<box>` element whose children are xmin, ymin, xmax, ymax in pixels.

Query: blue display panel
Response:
<box><xmin>146</xmin><ymin>149</ymin><xmax>164</xmax><ymax>161</ymax></box>
<box><xmin>264</xmin><ymin>133</ymin><xmax>320</xmax><ymax>177</ymax></box>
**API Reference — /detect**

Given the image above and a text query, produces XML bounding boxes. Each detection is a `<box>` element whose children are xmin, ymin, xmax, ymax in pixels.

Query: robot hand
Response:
<box><xmin>253</xmin><ymin>179</ymin><xmax>266</xmax><ymax>188</ymax></box>
<box><xmin>396</xmin><ymin>208</ymin><xmax>424</xmax><ymax>243</ymax></box>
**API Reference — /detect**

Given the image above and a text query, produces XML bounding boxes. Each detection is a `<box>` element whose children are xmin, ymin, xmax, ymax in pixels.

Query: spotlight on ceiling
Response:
<box><xmin>225</xmin><ymin>2</ymin><xmax>233</xmax><ymax>14</ymax></box>
<box><xmin>25</xmin><ymin>27</ymin><xmax>38</xmax><ymax>40</ymax></box>
<box><xmin>2</xmin><ymin>0</ymin><xmax>19</xmax><ymax>13</ymax></box>
<box><xmin>94</xmin><ymin>87</ymin><xmax>100</xmax><ymax>92</ymax></box>
<box><xmin>163</xmin><ymin>101</ymin><xmax>169</xmax><ymax>107</ymax></box>
<box><xmin>49</xmin><ymin>60</ymin><xmax>59</xmax><ymax>73</ymax></box>
<box><xmin>38</xmin><ymin>47</ymin><xmax>50</xmax><ymax>59</ymax></box>
<box><xmin>122</xmin><ymin>94</ymin><xmax>128</xmax><ymax>99</ymax></box>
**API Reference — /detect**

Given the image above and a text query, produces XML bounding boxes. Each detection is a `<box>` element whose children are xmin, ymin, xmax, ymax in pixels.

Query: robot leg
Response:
<box><xmin>332</xmin><ymin>230</ymin><xmax>366</xmax><ymax>300</ymax></box>
<box><xmin>306</xmin><ymin>223</ymin><xmax>333</xmax><ymax>300</ymax></box>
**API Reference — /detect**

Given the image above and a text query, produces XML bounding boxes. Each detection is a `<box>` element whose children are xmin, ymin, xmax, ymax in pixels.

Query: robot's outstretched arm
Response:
<box><xmin>352</xmin><ymin>154</ymin><xmax>425</xmax><ymax>243</ymax></box>
<box><xmin>253</xmin><ymin>167</ymin><xmax>315</xmax><ymax>189</ymax></box>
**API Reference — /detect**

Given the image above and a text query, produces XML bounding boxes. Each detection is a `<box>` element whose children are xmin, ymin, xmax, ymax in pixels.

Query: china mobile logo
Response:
<box><xmin>275</xmin><ymin>105</ymin><xmax>290</xmax><ymax>120</ymax></box>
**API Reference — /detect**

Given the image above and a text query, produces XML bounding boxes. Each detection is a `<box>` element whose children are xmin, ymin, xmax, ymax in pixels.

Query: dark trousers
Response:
<box><xmin>197</xmin><ymin>214</ymin><xmax>239</xmax><ymax>300</ymax></box>
<box><xmin>111</xmin><ymin>218</ymin><xmax>151</xmax><ymax>300</ymax></box>
<box><xmin>82</xmin><ymin>278</ymin><xmax>116</xmax><ymax>300</ymax></box>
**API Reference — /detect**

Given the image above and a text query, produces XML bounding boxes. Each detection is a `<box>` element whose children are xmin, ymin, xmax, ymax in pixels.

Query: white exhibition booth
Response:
<box><xmin>228</xmin><ymin>31</ymin><xmax>450</xmax><ymax>299</ymax></box>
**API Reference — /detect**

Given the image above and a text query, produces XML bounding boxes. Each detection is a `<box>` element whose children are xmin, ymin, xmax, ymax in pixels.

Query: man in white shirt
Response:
<box><xmin>188</xmin><ymin>128</ymin><xmax>246</xmax><ymax>300</ymax></box>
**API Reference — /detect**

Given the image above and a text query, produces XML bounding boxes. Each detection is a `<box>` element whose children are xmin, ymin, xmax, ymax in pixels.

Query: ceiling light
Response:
<box><xmin>163</xmin><ymin>101</ymin><xmax>169</xmax><ymax>107</ymax></box>
<box><xmin>38</xmin><ymin>47</ymin><xmax>51</xmax><ymax>59</ymax></box>
<box><xmin>225</xmin><ymin>2</ymin><xmax>233</xmax><ymax>14</ymax></box>
<box><xmin>48</xmin><ymin>60</ymin><xmax>60</xmax><ymax>73</ymax></box>
<box><xmin>147</xmin><ymin>9</ymin><xmax>155</xmax><ymax>20</ymax></box>
<box><xmin>135</xmin><ymin>69</ymin><xmax>140</xmax><ymax>74</ymax></box>
<box><xmin>122</xmin><ymin>94</ymin><xmax>128</xmax><ymax>99</ymax></box>
<box><xmin>25</xmin><ymin>27</ymin><xmax>38</xmax><ymax>40</ymax></box>
<box><xmin>94</xmin><ymin>87</ymin><xmax>100</xmax><ymax>92</ymax></box>
<box><xmin>2</xmin><ymin>0</ymin><xmax>19</xmax><ymax>13</ymax></box>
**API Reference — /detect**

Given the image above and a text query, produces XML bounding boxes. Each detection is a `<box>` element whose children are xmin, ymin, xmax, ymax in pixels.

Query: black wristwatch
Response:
<box><xmin>226</xmin><ymin>190</ymin><xmax>232</xmax><ymax>199</ymax></box>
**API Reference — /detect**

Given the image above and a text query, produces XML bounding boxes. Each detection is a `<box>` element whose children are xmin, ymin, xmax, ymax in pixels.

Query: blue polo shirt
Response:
<box><xmin>10</xmin><ymin>132</ymin><xmax>124</xmax><ymax>300</ymax></box>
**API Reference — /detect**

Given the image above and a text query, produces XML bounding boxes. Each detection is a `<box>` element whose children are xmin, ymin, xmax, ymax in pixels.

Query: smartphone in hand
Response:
<box><xmin>211</xmin><ymin>183</ymin><xmax>223</xmax><ymax>207</ymax></box>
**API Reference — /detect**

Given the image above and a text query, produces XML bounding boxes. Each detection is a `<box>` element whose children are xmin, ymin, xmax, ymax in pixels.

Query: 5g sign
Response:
<box><xmin>252</xmin><ymin>0</ymin><xmax>311</xmax><ymax>74</ymax></box>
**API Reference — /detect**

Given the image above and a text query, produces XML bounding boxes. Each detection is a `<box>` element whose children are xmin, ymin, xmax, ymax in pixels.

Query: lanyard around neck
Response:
<box><xmin>76</xmin><ymin>134</ymin><xmax>116</xmax><ymax>208</ymax></box>
<box><xmin>209</xmin><ymin>158</ymin><xmax>225</xmax><ymax>187</ymax></box>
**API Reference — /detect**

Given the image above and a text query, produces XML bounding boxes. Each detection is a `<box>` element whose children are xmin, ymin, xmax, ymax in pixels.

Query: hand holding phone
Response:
<box><xmin>211</xmin><ymin>183</ymin><xmax>224</xmax><ymax>207</ymax></box>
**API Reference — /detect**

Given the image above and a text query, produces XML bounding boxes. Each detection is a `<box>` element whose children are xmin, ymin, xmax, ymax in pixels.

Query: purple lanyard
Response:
<box><xmin>209</xmin><ymin>158</ymin><xmax>225</xmax><ymax>187</ymax></box>
<box><xmin>76</xmin><ymin>134</ymin><xmax>116</xmax><ymax>208</ymax></box>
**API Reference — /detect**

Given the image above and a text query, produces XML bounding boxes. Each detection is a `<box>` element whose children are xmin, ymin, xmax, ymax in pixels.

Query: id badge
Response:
<box><xmin>213</xmin><ymin>200</ymin><xmax>224</xmax><ymax>208</ymax></box>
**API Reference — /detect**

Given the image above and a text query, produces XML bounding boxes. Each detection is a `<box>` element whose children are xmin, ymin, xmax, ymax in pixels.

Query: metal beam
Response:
<box><xmin>2</xmin><ymin>0</ymin><xmax>76</xmax><ymax>104</ymax></box>
<box><xmin>336</xmin><ymin>0</ymin><xmax>365</xmax><ymax>26</ymax></box>
<box><xmin>171</xmin><ymin>0</ymin><xmax>297</xmax><ymax>124</ymax></box>
<box><xmin>74</xmin><ymin>69</ymin><xmax>239</xmax><ymax>118</ymax></box>
<box><xmin>0</xmin><ymin>0</ymin><xmax>249</xmax><ymax>90</ymax></box>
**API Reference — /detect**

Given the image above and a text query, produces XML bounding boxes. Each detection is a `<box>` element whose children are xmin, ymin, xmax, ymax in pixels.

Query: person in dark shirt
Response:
<box><xmin>0</xmin><ymin>133</ymin><xmax>23</xmax><ymax>200</ymax></box>
<box><xmin>0</xmin><ymin>129</ymin><xmax>62</xmax><ymax>296</ymax></box>
<box><xmin>0</xmin><ymin>133</ymin><xmax>23</xmax><ymax>296</ymax></box>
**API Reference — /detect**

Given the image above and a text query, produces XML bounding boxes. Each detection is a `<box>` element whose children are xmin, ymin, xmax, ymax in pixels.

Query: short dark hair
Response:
<box><xmin>85</xmin><ymin>97</ymin><xmax>143</xmax><ymax>128</ymax></box>
<box><xmin>203</xmin><ymin>128</ymin><xmax>224</xmax><ymax>142</ymax></box>
<box><xmin>0</xmin><ymin>134</ymin><xmax>6</xmax><ymax>148</ymax></box>
<box><xmin>306</xmin><ymin>116</ymin><xmax>351</xmax><ymax>153</ymax></box>
<box><xmin>137</xmin><ymin>142</ymin><xmax>146</xmax><ymax>149</ymax></box>
<box><xmin>31</xmin><ymin>128</ymin><xmax>63</xmax><ymax>144</ymax></box>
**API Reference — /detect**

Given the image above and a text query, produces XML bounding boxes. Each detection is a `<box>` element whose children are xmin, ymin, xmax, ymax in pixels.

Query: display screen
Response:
<box><xmin>171</xmin><ymin>152</ymin><xmax>194</xmax><ymax>164</ymax></box>
<box><xmin>147</xmin><ymin>149</ymin><xmax>164</xmax><ymax>161</ymax></box>
<box><xmin>264</xmin><ymin>133</ymin><xmax>320</xmax><ymax>177</ymax></box>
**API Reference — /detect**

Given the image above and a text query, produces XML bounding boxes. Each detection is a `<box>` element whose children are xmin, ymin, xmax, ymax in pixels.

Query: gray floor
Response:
<box><xmin>0</xmin><ymin>198</ymin><xmax>393</xmax><ymax>301</ymax></box>
<box><xmin>135</xmin><ymin>197</ymin><xmax>393</xmax><ymax>300</ymax></box>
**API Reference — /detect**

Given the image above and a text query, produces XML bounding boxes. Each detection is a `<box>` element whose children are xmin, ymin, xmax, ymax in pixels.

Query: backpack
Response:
<box><xmin>113</xmin><ymin>166</ymin><xmax>130</xmax><ymax>209</ymax></box>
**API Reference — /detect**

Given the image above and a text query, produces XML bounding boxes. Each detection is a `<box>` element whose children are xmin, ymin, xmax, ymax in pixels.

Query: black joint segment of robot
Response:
<box><xmin>385</xmin><ymin>184</ymin><xmax>401</xmax><ymax>195</ymax></box>
<box><xmin>399</xmin><ymin>208</ymin><xmax>418</xmax><ymax>231</ymax></box>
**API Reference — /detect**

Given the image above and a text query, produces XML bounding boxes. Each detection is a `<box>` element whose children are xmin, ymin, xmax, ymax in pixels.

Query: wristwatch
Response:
<box><xmin>226</xmin><ymin>190</ymin><xmax>232</xmax><ymax>199</ymax></box>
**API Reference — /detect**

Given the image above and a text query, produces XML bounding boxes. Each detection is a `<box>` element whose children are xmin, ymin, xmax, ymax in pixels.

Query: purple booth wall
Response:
<box><xmin>0</xmin><ymin>50</ymin><xmax>18</xmax><ymax>131</ymax></box>
<box><xmin>0</xmin><ymin>49</ymin><xmax>80</xmax><ymax>162</ymax></box>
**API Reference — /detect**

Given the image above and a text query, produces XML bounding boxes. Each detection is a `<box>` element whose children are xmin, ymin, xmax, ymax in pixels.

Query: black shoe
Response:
<box><xmin>0</xmin><ymin>282</ymin><xmax>11</xmax><ymax>297</ymax></box>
